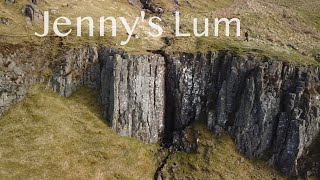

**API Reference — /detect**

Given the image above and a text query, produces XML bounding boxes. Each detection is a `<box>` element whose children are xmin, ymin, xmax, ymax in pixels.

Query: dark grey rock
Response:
<box><xmin>172</xmin><ymin>126</ymin><xmax>199</xmax><ymax>152</ymax></box>
<box><xmin>0</xmin><ymin>51</ymin><xmax>41</xmax><ymax>116</ymax></box>
<box><xmin>22</xmin><ymin>3</ymin><xmax>43</xmax><ymax>22</ymax></box>
<box><xmin>50</xmin><ymin>48</ymin><xmax>166</xmax><ymax>144</ymax></box>
<box><xmin>2</xmin><ymin>46</ymin><xmax>318</xmax><ymax>178</ymax></box>
<box><xmin>165</xmin><ymin>51</ymin><xmax>320</xmax><ymax>177</ymax></box>
<box><xmin>30</xmin><ymin>0</ymin><xmax>41</xmax><ymax>5</ymax></box>
<box><xmin>0</xmin><ymin>17</ymin><xmax>13</xmax><ymax>25</ymax></box>
<box><xmin>50</xmin><ymin>47</ymin><xmax>99</xmax><ymax>97</ymax></box>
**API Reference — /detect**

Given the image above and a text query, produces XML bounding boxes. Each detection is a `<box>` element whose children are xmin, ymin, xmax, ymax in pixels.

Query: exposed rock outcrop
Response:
<box><xmin>166</xmin><ymin>51</ymin><xmax>320</xmax><ymax>178</ymax></box>
<box><xmin>1</xmin><ymin>45</ymin><xmax>318</xmax><ymax>178</ymax></box>
<box><xmin>99</xmin><ymin>49</ymin><xmax>166</xmax><ymax>143</ymax></box>
<box><xmin>139</xmin><ymin>0</ymin><xmax>164</xmax><ymax>13</ymax></box>
<box><xmin>50</xmin><ymin>48</ymin><xmax>319</xmax><ymax>177</ymax></box>
<box><xmin>0</xmin><ymin>46</ymin><xmax>48</xmax><ymax>116</ymax></box>
<box><xmin>0</xmin><ymin>83</ymin><xmax>25</xmax><ymax>115</ymax></box>
<box><xmin>128</xmin><ymin>0</ymin><xmax>141</xmax><ymax>6</ymax></box>
<box><xmin>50</xmin><ymin>48</ymin><xmax>166</xmax><ymax>144</ymax></box>
<box><xmin>0</xmin><ymin>55</ymin><xmax>26</xmax><ymax>116</ymax></box>
<box><xmin>50</xmin><ymin>47</ymin><xmax>100</xmax><ymax>97</ymax></box>
<box><xmin>30</xmin><ymin>0</ymin><xmax>41</xmax><ymax>5</ymax></box>
<box><xmin>22</xmin><ymin>3</ymin><xmax>43</xmax><ymax>22</ymax></box>
<box><xmin>49</xmin><ymin>48</ymin><xmax>319</xmax><ymax>177</ymax></box>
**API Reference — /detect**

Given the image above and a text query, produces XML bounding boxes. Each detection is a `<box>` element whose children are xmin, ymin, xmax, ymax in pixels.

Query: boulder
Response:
<box><xmin>21</xmin><ymin>3</ymin><xmax>43</xmax><ymax>22</ymax></box>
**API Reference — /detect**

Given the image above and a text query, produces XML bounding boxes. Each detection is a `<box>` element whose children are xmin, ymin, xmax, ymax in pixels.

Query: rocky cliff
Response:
<box><xmin>50</xmin><ymin>48</ymin><xmax>166</xmax><ymax>144</ymax></box>
<box><xmin>0</xmin><ymin>53</ymin><xmax>27</xmax><ymax>115</ymax></box>
<box><xmin>166</xmin><ymin>52</ymin><xmax>320</xmax><ymax>177</ymax></box>
<box><xmin>99</xmin><ymin>49</ymin><xmax>166</xmax><ymax>144</ymax></box>
<box><xmin>0</xmin><ymin>46</ymin><xmax>319</xmax><ymax>178</ymax></box>
<box><xmin>0</xmin><ymin>45</ymin><xmax>50</xmax><ymax>116</ymax></box>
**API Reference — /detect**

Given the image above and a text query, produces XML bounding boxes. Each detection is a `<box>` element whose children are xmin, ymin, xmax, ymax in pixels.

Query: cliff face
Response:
<box><xmin>166</xmin><ymin>52</ymin><xmax>320</xmax><ymax>177</ymax></box>
<box><xmin>49</xmin><ymin>48</ymin><xmax>319</xmax><ymax>177</ymax></box>
<box><xmin>50</xmin><ymin>47</ymin><xmax>100</xmax><ymax>97</ymax></box>
<box><xmin>0</xmin><ymin>46</ymin><xmax>319</xmax><ymax>177</ymax></box>
<box><xmin>50</xmin><ymin>48</ymin><xmax>166</xmax><ymax>144</ymax></box>
<box><xmin>0</xmin><ymin>46</ymin><xmax>49</xmax><ymax>116</ymax></box>
<box><xmin>99</xmin><ymin>49</ymin><xmax>166</xmax><ymax>144</ymax></box>
<box><xmin>0</xmin><ymin>53</ymin><xmax>26</xmax><ymax>115</ymax></box>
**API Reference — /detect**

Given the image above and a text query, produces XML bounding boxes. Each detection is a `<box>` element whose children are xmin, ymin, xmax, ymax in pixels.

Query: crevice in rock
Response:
<box><xmin>2</xmin><ymin>44</ymin><xmax>319</xmax><ymax>178</ymax></box>
<box><xmin>153</xmin><ymin>147</ymin><xmax>176</xmax><ymax>180</ymax></box>
<box><xmin>45</xmin><ymin>47</ymin><xmax>320</xmax><ymax>178</ymax></box>
<box><xmin>162</xmin><ymin>52</ymin><xmax>175</xmax><ymax>146</ymax></box>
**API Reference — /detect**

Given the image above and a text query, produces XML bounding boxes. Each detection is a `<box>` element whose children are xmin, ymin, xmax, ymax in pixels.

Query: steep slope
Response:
<box><xmin>1</xmin><ymin>44</ymin><xmax>318</xmax><ymax>178</ymax></box>
<box><xmin>160</xmin><ymin>122</ymin><xmax>285</xmax><ymax>180</ymax></box>
<box><xmin>46</xmin><ymin>47</ymin><xmax>319</xmax><ymax>178</ymax></box>
<box><xmin>0</xmin><ymin>0</ymin><xmax>319</xmax><ymax>178</ymax></box>
<box><xmin>0</xmin><ymin>85</ymin><xmax>289</xmax><ymax>179</ymax></box>
<box><xmin>0</xmin><ymin>86</ymin><xmax>159</xmax><ymax>179</ymax></box>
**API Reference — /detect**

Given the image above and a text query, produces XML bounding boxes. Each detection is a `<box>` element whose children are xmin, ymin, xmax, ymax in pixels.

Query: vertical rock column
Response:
<box><xmin>99</xmin><ymin>51</ymin><xmax>166</xmax><ymax>144</ymax></box>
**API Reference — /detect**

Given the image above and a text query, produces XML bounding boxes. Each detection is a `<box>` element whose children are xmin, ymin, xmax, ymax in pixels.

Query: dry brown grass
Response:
<box><xmin>161</xmin><ymin>122</ymin><xmax>285</xmax><ymax>180</ymax></box>
<box><xmin>162</xmin><ymin>0</ymin><xmax>320</xmax><ymax>64</ymax></box>
<box><xmin>0</xmin><ymin>86</ymin><xmax>314</xmax><ymax>179</ymax></box>
<box><xmin>0</xmin><ymin>85</ymin><xmax>159</xmax><ymax>179</ymax></box>
<box><xmin>0</xmin><ymin>0</ymin><xmax>319</xmax><ymax>63</ymax></box>
<box><xmin>0</xmin><ymin>0</ymin><xmax>165</xmax><ymax>53</ymax></box>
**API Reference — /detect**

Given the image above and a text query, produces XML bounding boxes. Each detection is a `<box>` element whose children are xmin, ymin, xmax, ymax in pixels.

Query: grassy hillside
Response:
<box><xmin>0</xmin><ymin>86</ymin><xmax>159</xmax><ymax>179</ymax></box>
<box><xmin>160</xmin><ymin>0</ymin><xmax>320</xmax><ymax>64</ymax></box>
<box><xmin>0</xmin><ymin>85</ymin><xmax>291</xmax><ymax>179</ymax></box>
<box><xmin>0</xmin><ymin>0</ymin><xmax>319</xmax><ymax>63</ymax></box>
<box><xmin>0</xmin><ymin>0</ymin><xmax>165</xmax><ymax>53</ymax></box>
<box><xmin>161</xmin><ymin>122</ymin><xmax>285</xmax><ymax>179</ymax></box>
